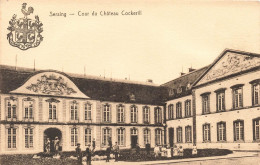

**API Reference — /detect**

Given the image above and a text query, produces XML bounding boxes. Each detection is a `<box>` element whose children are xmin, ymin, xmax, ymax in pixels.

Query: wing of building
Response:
<box><xmin>0</xmin><ymin>49</ymin><xmax>260</xmax><ymax>154</ymax></box>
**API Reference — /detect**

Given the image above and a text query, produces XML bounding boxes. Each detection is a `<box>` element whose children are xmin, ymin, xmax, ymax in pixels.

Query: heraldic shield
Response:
<box><xmin>7</xmin><ymin>3</ymin><xmax>43</xmax><ymax>50</ymax></box>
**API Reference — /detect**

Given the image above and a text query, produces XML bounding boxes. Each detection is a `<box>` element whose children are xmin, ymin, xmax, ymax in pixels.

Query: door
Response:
<box><xmin>169</xmin><ymin>128</ymin><xmax>174</xmax><ymax>147</ymax></box>
<box><xmin>131</xmin><ymin>136</ymin><xmax>138</xmax><ymax>148</ymax></box>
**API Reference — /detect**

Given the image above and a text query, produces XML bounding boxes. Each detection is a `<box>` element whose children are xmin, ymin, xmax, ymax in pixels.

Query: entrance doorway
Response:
<box><xmin>130</xmin><ymin>128</ymin><xmax>138</xmax><ymax>148</ymax></box>
<box><xmin>169</xmin><ymin>128</ymin><xmax>174</xmax><ymax>147</ymax></box>
<box><xmin>44</xmin><ymin>128</ymin><xmax>62</xmax><ymax>152</ymax></box>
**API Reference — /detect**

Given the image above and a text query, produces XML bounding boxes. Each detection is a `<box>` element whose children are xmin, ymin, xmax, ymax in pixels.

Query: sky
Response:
<box><xmin>0</xmin><ymin>0</ymin><xmax>260</xmax><ymax>85</ymax></box>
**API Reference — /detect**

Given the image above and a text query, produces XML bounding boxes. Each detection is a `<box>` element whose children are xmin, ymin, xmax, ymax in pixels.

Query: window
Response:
<box><xmin>85</xmin><ymin>128</ymin><xmax>91</xmax><ymax>146</ymax></box>
<box><xmin>6</xmin><ymin>98</ymin><xmax>17</xmax><ymax>119</ymax></box>
<box><xmin>143</xmin><ymin>106</ymin><xmax>150</xmax><ymax>123</ymax></box>
<box><xmin>143</xmin><ymin>128</ymin><xmax>151</xmax><ymax>145</ymax></box>
<box><xmin>231</xmin><ymin>85</ymin><xmax>243</xmax><ymax>109</ymax></box>
<box><xmin>185</xmin><ymin>126</ymin><xmax>192</xmax><ymax>143</ymax></box>
<box><xmin>49</xmin><ymin>102</ymin><xmax>57</xmax><ymax>120</ymax></box>
<box><xmin>7</xmin><ymin>127</ymin><xmax>16</xmax><ymax>149</ymax></box>
<box><xmin>25</xmin><ymin>127</ymin><xmax>33</xmax><ymax>148</ymax></box>
<box><xmin>154</xmin><ymin>107</ymin><xmax>162</xmax><ymax>124</ymax></box>
<box><xmin>85</xmin><ymin>103</ymin><xmax>92</xmax><ymax>120</ymax></box>
<box><xmin>185</xmin><ymin>100</ymin><xmax>191</xmax><ymax>117</ymax></box>
<box><xmin>253</xmin><ymin>118</ymin><xmax>260</xmax><ymax>141</ymax></box>
<box><xmin>176</xmin><ymin>102</ymin><xmax>182</xmax><ymax>118</ymax></box>
<box><xmin>168</xmin><ymin>104</ymin><xmax>174</xmax><ymax>119</ymax></box>
<box><xmin>234</xmin><ymin>120</ymin><xmax>244</xmax><ymax>141</ymax></box>
<box><xmin>131</xmin><ymin>105</ymin><xmax>138</xmax><ymax>123</ymax></box>
<box><xmin>217</xmin><ymin>122</ymin><xmax>226</xmax><ymax>141</ymax></box>
<box><xmin>71</xmin><ymin>127</ymin><xmax>78</xmax><ymax>146</ymax></box>
<box><xmin>155</xmin><ymin>129</ymin><xmax>162</xmax><ymax>145</ymax></box>
<box><xmin>117</xmin><ymin>128</ymin><xmax>125</xmax><ymax>146</ymax></box>
<box><xmin>24</xmin><ymin>100</ymin><xmax>33</xmax><ymax>119</ymax></box>
<box><xmin>117</xmin><ymin>105</ymin><xmax>125</xmax><ymax>123</ymax></box>
<box><xmin>103</xmin><ymin>104</ymin><xmax>111</xmax><ymax>122</ymax></box>
<box><xmin>252</xmin><ymin>83</ymin><xmax>260</xmax><ymax>106</ymax></box>
<box><xmin>177</xmin><ymin>127</ymin><xmax>182</xmax><ymax>143</ymax></box>
<box><xmin>202</xmin><ymin>94</ymin><xmax>210</xmax><ymax>114</ymax></box>
<box><xmin>203</xmin><ymin>123</ymin><xmax>211</xmax><ymax>142</ymax></box>
<box><xmin>70</xmin><ymin>101</ymin><xmax>78</xmax><ymax>120</ymax></box>
<box><xmin>216</xmin><ymin>91</ymin><xmax>225</xmax><ymax>112</ymax></box>
<box><xmin>103</xmin><ymin>128</ymin><xmax>111</xmax><ymax>146</ymax></box>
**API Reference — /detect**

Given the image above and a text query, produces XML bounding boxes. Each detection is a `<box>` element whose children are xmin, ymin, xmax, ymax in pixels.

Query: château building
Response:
<box><xmin>0</xmin><ymin>49</ymin><xmax>259</xmax><ymax>154</ymax></box>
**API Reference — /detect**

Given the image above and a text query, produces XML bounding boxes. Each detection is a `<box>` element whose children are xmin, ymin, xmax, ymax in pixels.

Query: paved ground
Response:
<box><xmin>88</xmin><ymin>152</ymin><xmax>260</xmax><ymax>165</ymax></box>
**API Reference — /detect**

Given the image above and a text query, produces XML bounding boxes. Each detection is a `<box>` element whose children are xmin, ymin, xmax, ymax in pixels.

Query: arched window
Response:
<box><xmin>103</xmin><ymin>127</ymin><xmax>112</xmax><ymax>146</ymax></box>
<box><xmin>155</xmin><ymin>128</ymin><xmax>162</xmax><ymax>145</ymax></box>
<box><xmin>131</xmin><ymin>105</ymin><xmax>138</xmax><ymax>123</ymax></box>
<box><xmin>117</xmin><ymin>104</ymin><xmax>125</xmax><ymax>123</ymax></box>
<box><xmin>70</xmin><ymin>101</ymin><xmax>78</xmax><ymax>120</ymax></box>
<box><xmin>143</xmin><ymin>106</ymin><xmax>150</xmax><ymax>123</ymax></box>
<box><xmin>117</xmin><ymin>128</ymin><xmax>125</xmax><ymax>146</ymax></box>
<box><xmin>6</xmin><ymin>97</ymin><xmax>17</xmax><ymax>120</ymax></box>
<box><xmin>85</xmin><ymin>103</ymin><xmax>92</xmax><ymax>120</ymax></box>
<box><xmin>154</xmin><ymin>107</ymin><xmax>162</xmax><ymax>124</ymax></box>
<box><xmin>71</xmin><ymin>127</ymin><xmax>78</xmax><ymax>146</ymax></box>
<box><xmin>85</xmin><ymin>128</ymin><xmax>91</xmax><ymax>146</ymax></box>
<box><xmin>143</xmin><ymin>128</ymin><xmax>151</xmax><ymax>145</ymax></box>
<box><xmin>168</xmin><ymin>104</ymin><xmax>174</xmax><ymax>119</ymax></box>
<box><xmin>217</xmin><ymin>122</ymin><xmax>226</xmax><ymax>141</ymax></box>
<box><xmin>103</xmin><ymin>104</ymin><xmax>111</xmax><ymax>122</ymax></box>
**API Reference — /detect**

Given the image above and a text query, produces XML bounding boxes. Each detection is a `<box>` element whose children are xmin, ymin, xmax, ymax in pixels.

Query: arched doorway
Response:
<box><xmin>44</xmin><ymin>128</ymin><xmax>62</xmax><ymax>152</ymax></box>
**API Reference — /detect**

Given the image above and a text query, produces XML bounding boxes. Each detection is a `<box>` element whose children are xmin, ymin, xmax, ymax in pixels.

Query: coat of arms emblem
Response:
<box><xmin>7</xmin><ymin>3</ymin><xmax>43</xmax><ymax>50</ymax></box>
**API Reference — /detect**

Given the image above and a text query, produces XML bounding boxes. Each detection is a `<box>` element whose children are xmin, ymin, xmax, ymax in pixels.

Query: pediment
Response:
<box><xmin>196</xmin><ymin>51</ymin><xmax>260</xmax><ymax>86</ymax></box>
<box><xmin>10</xmin><ymin>72</ymin><xmax>89</xmax><ymax>99</ymax></box>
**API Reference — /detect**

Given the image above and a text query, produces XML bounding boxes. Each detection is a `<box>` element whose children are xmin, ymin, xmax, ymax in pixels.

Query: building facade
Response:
<box><xmin>0</xmin><ymin>68</ymin><xmax>167</xmax><ymax>154</ymax></box>
<box><xmin>0</xmin><ymin>49</ymin><xmax>259</xmax><ymax>154</ymax></box>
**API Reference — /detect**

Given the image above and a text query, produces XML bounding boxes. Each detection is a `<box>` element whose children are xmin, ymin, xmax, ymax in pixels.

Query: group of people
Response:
<box><xmin>154</xmin><ymin>144</ymin><xmax>198</xmax><ymax>158</ymax></box>
<box><xmin>75</xmin><ymin>141</ymin><xmax>120</xmax><ymax>165</ymax></box>
<box><xmin>45</xmin><ymin>136</ymin><xmax>60</xmax><ymax>156</ymax></box>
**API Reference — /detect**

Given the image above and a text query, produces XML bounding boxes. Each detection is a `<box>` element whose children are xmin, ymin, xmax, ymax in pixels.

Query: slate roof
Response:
<box><xmin>0</xmin><ymin>65</ymin><xmax>168</xmax><ymax>105</ymax></box>
<box><xmin>161</xmin><ymin>66</ymin><xmax>209</xmax><ymax>100</ymax></box>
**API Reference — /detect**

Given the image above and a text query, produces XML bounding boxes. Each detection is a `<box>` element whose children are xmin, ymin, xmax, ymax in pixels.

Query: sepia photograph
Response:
<box><xmin>0</xmin><ymin>0</ymin><xmax>260</xmax><ymax>164</ymax></box>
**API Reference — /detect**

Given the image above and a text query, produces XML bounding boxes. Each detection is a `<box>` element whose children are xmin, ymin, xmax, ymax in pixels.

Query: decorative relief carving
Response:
<box><xmin>199</xmin><ymin>53</ymin><xmax>260</xmax><ymax>85</ymax></box>
<box><xmin>26</xmin><ymin>74</ymin><xmax>77</xmax><ymax>95</ymax></box>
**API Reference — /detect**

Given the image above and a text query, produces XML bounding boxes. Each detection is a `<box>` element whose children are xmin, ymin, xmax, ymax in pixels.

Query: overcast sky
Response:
<box><xmin>0</xmin><ymin>0</ymin><xmax>260</xmax><ymax>84</ymax></box>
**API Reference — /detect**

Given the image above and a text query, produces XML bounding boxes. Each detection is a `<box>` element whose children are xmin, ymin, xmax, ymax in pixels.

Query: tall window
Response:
<box><xmin>217</xmin><ymin>122</ymin><xmax>226</xmax><ymax>141</ymax></box>
<box><xmin>143</xmin><ymin>128</ymin><xmax>151</xmax><ymax>145</ymax></box>
<box><xmin>154</xmin><ymin>107</ymin><xmax>162</xmax><ymax>124</ymax></box>
<box><xmin>71</xmin><ymin>127</ymin><xmax>78</xmax><ymax>146</ymax></box>
<box><xmin>216</xmin><ymin>91</ymin><xmax>225</xmax><ymax>112</ymax></box>
<box><xmin>7</xmin><ymin>127</ymin><xmax>16</xmax><ymax>149</ymax></box>
<box><xmin>232</xmin><ymin>86</ymin><xmax>243</xmax><ymax>109</ymax></box>
<box><xmin>24</xmin><ymin>100</ymin><xmax>33</xmax><ymax>119</ymax></box>
<box><xmin>176</xmin><ymin>102</ymin><xmax>182</xmax><ymax>118</ymax></box>
<box><xmin>202</xmin><ymin>94</ymin><xmax>210</xmax><ymax>114</ymax></box>
<box><xmin>49</xmin><ymin>102</ymin><xmax>57</xmax><ymax>120</ymax></box>
<box><xmin>203</xmin><ymin>123</ymin><xmax>211</xmax><ymax>142</ymax></box>
<box><xmin>70</xmin><ymin>102</ymin><xmax>78</xmax><ymax>120</ymax></box>
<box><xmin>85</xmin><ymin>128</ymin><xmax>91</xmax><ymax>146</ymax></box>
<box><xmin>185</xmin><ymin>126</ymin><xmax>192</xmax><ymax>143</ymax></box>
<box><xmin>177</xmin><ymin>127</ymin><xmax>182</xmax><ymax>143</ymax></box>
<box><xmin>117</xmin><ymin>128</ymin><xmax>125</xmax><ymax>146</ymax></box>
<box><xmin>234</xmin><ymin>120</ymin><xmax>244</xmax><ymax>141</ymax></box>
<box><xmin>253</xmin><ymin>118</ymin><xmax>260</xmax><ymax>141</ymax></box>
<box><xmin>103</xmin><ymin>128</ymin><xmax>111</xmax><ymax>146</ymax></box>
<box><xmin>185</xmin><ymin>100</ymin><xmax>191</xmax><ymax>117</ymax></box>
<box><xmin>117</xmin><ymin>105</ymin><xmax>125</xmax><ymax>123</ymax></box>
<box><xmin>6</xmin><ymin>99</ymin><xmax>17</xmax><ymax>119</ymax></box>
<box><xmin>143</xmin><ymin>106</ymin><xmax>150</xmax><ymax>123</ymax></box>
<box><xmin>168</xmin><ymin>104</ymin><xmax>174</xmax><ymax>119</ymax></box>
<box><xmin>131</xmin><ymin>105</ymin><xmax>138</xmax><ymax>123</ymax></box>
<box><xmin>155</xmin><ymin>129</ymin><xmax>162</xmax><ymax>145</ymax></box>
<box><xmin>25</xmin><ymin>127</ymin><xmax>33</xmax><ymax>148</ymax></box>
<box><xmin>85</xmin><ymin>103</ymin><xmax>92</xmax><ymax>120</ymax></box>
<box><xmin>103</xmin><ymin>104</ymin><xmax>111</xmax><ymax>122</ymax></box>
<box><xmin>252</xmin><ymin>83</ymin><xmax>260</xmax><ymax>106</ymax></box>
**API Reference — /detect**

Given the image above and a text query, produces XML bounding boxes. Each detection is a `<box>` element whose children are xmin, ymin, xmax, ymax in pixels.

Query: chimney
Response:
<box><xmin>188</xmin><ymin>68</ymin><xmax>196</xmax><ymax>72</ymax></box>
<box><xmin>180</xmin><ymin>72</ymin><xmax>185</xmax><ymax>76</ymax></box>
<box><xmin>147</xmin><ymin>79</ymin><xmax>153</xmax><ymax>83</ymax></box>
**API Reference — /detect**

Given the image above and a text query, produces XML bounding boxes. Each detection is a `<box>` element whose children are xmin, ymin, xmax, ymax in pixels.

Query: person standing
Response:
<box><xmin>75</xmin><ymin>143</ymin><xmax>82</xmax><ymax>165</ymax></box>
<box><xmin>113</xmin><ymin>142</ymin><xmax>119</xmax><ymax>162</ymax></box>
<box><xmin>54</xmin><ymin>136</ymin><xmax>60</xmax><ymax>156</ymax></box>
<box><xmin>106</xmin><ymin>146</ymin><xmax>111</xmax><ymax>162</ymax></box>
<box><xmin>85</xmin><ymin>144</ymin><xmax>92</xmax><ymax>165</ymax></box>
<box><xmin>45</xmin><ymin>138</ymin><xmax>51</xmax><ymax>153</ymax></box>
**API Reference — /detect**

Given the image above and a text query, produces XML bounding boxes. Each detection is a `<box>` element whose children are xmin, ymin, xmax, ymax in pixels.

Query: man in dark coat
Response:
<box><xmin>106</xmin><ymin>146</ymin><xmax>111</xmax><ymax>162</ymax></box>
<box><xmin>85</xmin><ymin>145</ymin><xmax>92</xmax><ymax>165</ymax></box>
<box><xmin>75</xmin><ymin>143</ymin><xmax>82</xmax><ymax>165</ymax></box>
<box><xmin>113</xmin><ymin>142</ymin><xmax>119</xmax><ymax>162</ymax></box>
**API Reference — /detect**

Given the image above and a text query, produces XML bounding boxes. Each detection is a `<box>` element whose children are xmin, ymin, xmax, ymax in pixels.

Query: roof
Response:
<box><xmin>0</xmin><ymin>65</ymin><xmax>168</xmax><ymax>105</ymax></box>
<box><xmin>161</xmin><ymin>66</ymin><xmax>209</xmax><ymax>100</ymax></box>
